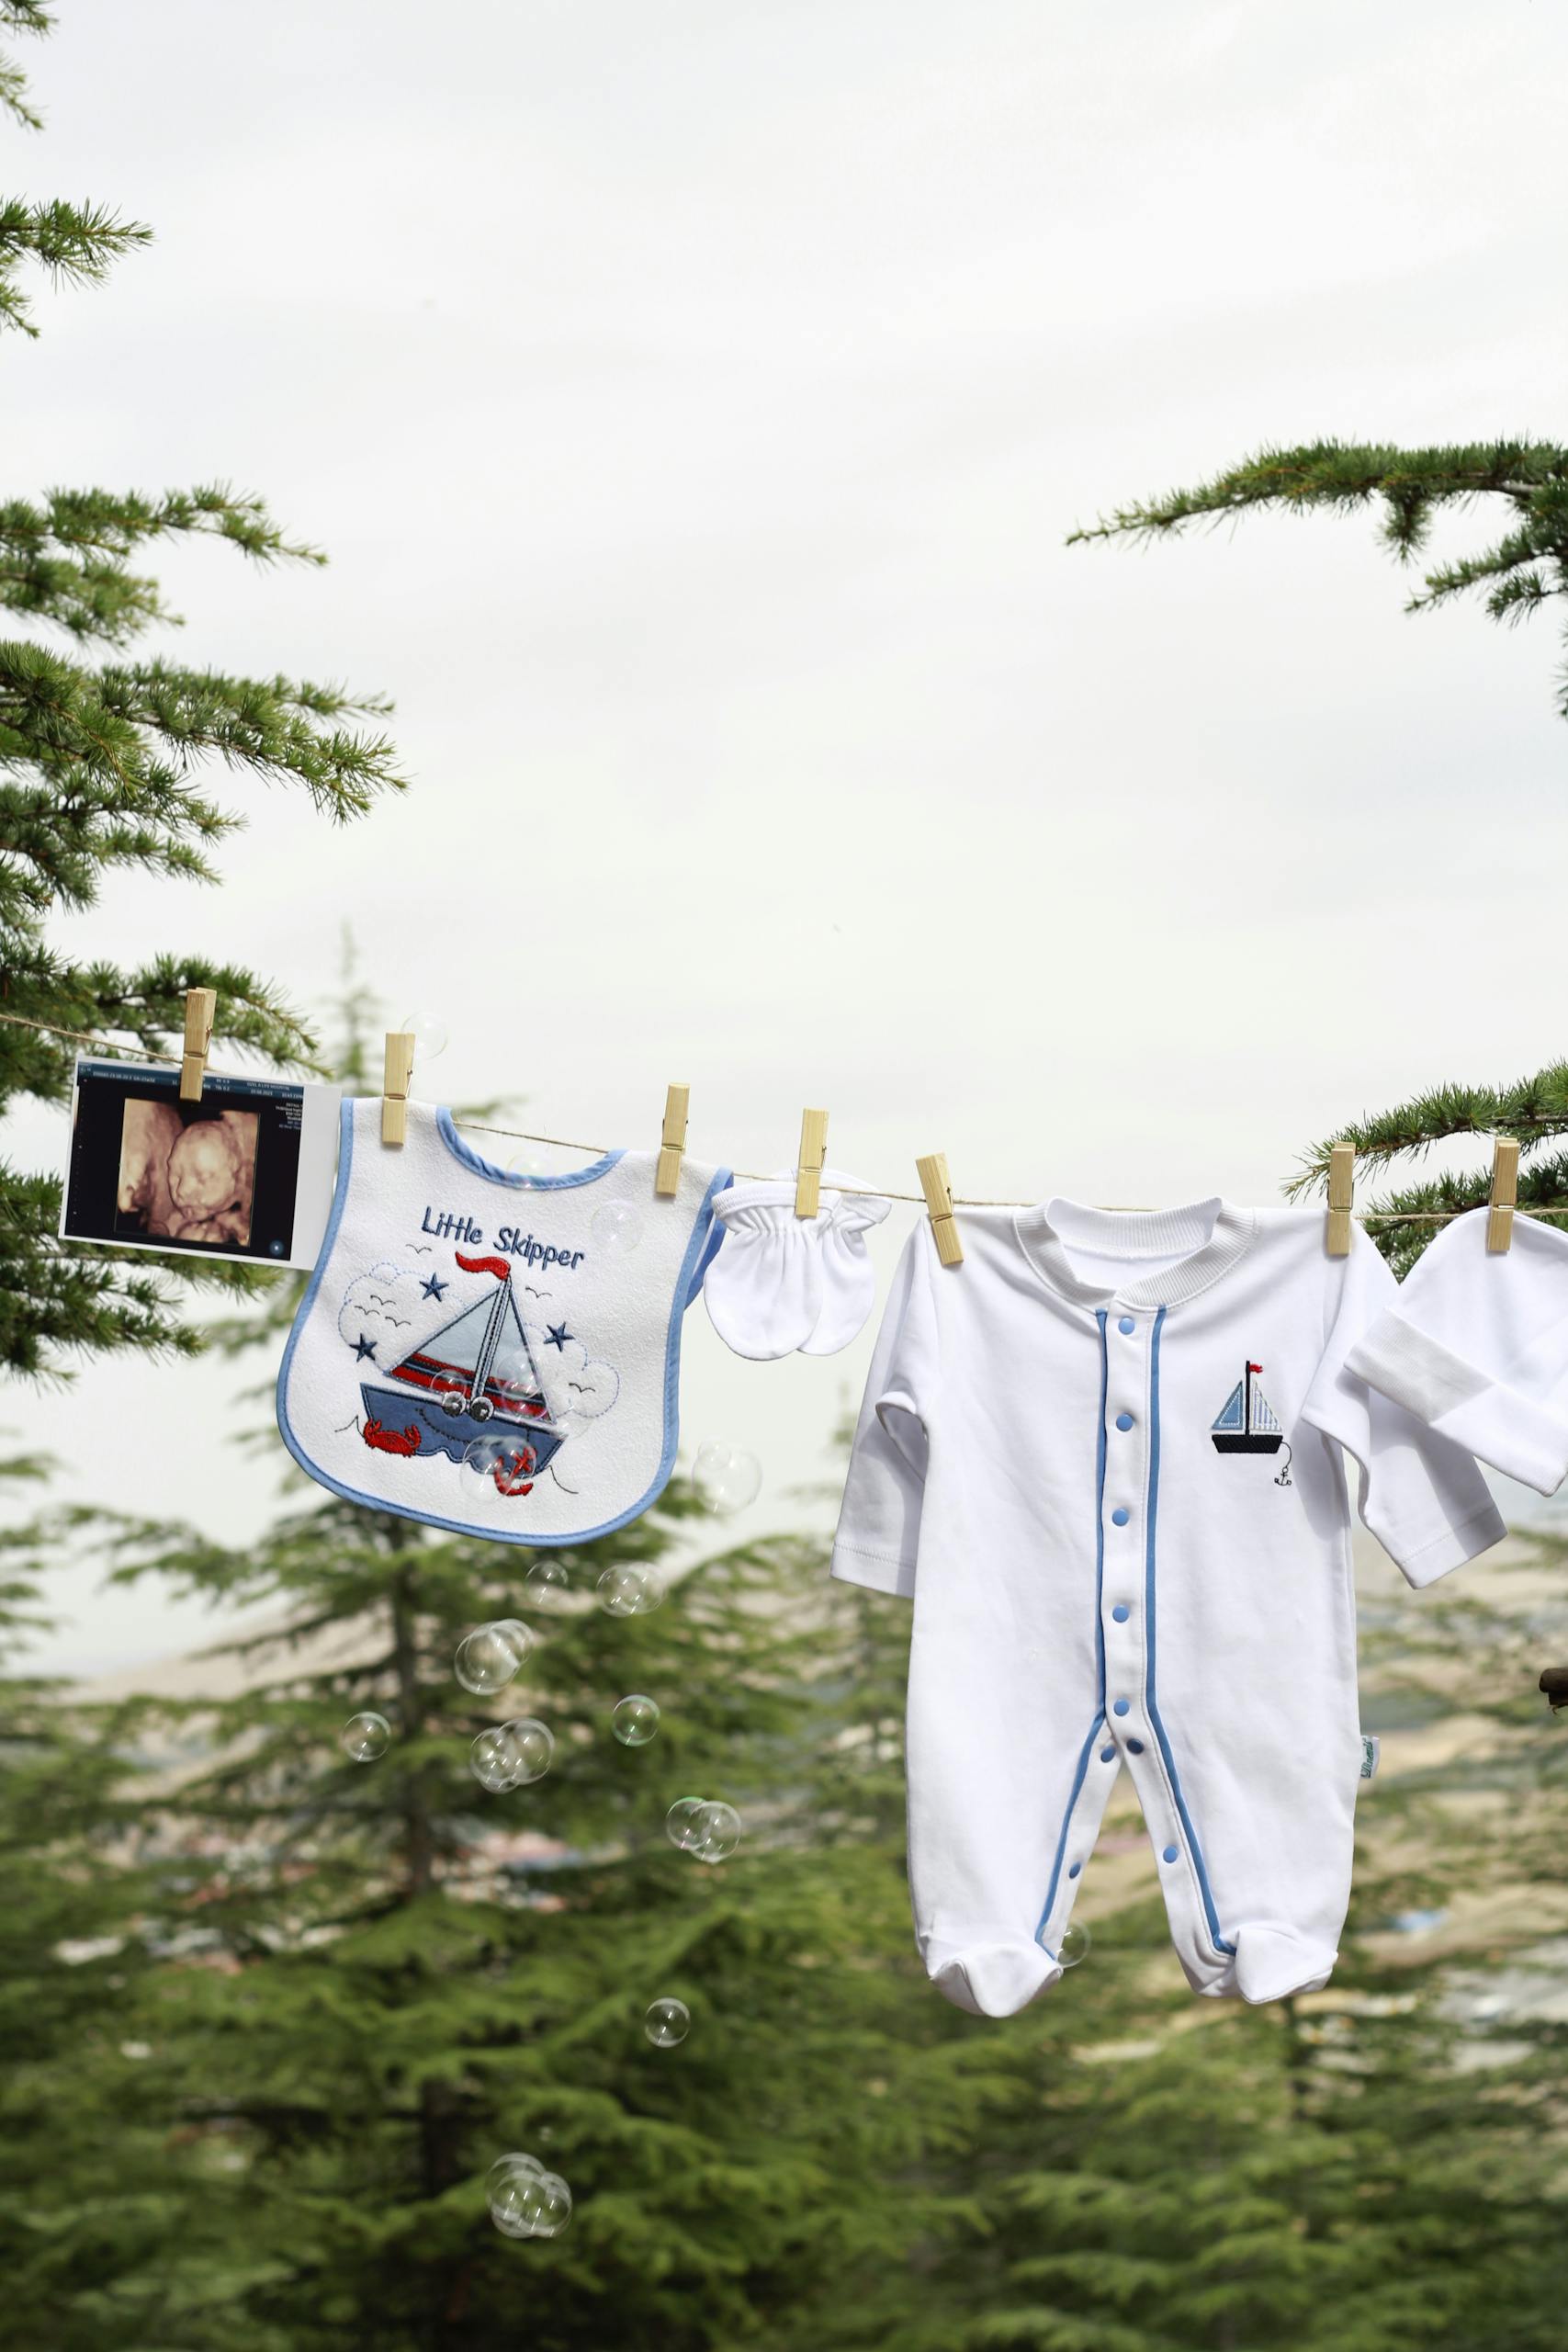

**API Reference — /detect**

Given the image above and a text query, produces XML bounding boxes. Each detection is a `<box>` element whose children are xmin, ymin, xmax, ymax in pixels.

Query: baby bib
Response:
<box><xmin>277</xmin><ymin>1101</ymin><xmax>729</xmax><ymax>1544</ymax></box>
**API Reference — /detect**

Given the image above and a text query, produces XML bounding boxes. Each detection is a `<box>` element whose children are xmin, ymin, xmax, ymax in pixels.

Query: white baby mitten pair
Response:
<box><xmin>704</xmin><ymin>1170</ymin><xmax>891</xmax><ymax>1360</ymax></box>
<box><xmin>1346</xmin><ymin>1208</ymin><xmax>1568</xmax><ymax>1495</ymax></box>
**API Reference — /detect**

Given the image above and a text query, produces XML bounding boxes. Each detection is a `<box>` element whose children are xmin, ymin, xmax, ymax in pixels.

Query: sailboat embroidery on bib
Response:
<box><xmin>1211</xmin><ymin>1360</ymin><xmax>1292</xmax><ymax>1487</ymax></box>
<box><xmin>354</xmin><ymin>1250</ymin><xmax>612</xmax><ymax>1497</ymax></box>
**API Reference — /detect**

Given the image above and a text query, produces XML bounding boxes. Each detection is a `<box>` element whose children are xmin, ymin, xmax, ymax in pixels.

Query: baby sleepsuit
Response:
<box><xmin>831</xmin><ymin>1196</ymin><xmax>1505</xmax><ymax>2017</ymax></box>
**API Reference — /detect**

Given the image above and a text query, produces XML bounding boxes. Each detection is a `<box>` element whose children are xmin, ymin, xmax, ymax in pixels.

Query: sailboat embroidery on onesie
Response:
<box><xmin>277</xmin><ymin>1100</ymin><xmax>730</xmax><ymax>1544</ymax></box>
<box><xmin>1211</xmin><ymin>1359</ymin><xmax>1292</xmax><ymax>1486</ymax></box>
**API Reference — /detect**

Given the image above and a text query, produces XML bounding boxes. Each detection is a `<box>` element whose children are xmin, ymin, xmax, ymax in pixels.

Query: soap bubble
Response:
<box><xmin>591</xmin><ymin>1201</ymin><xmax>644</xmax><ymax>1253</ymax></box>
<box><xmin>340</xmin><ymin>1712</ymin><xmax>390</xmax><ymax>1763</ymax></box>
<box><xmin>526</xmin><ymin>2170</ymin><xmax>573</xmax><ymax>2238</ymax></box>
<box><xmin>463</xmin><ymin>1434</ymin><xmax>539</xmax><ymax>1495</ymax></box>
<box><xmin>399</xmin><ymin>1012</ymin><xmax>448</xmax><ymax>1063</ymax></box>
<box><xmin>1058</xmin><ymin>1921</ymin><xmax>1091</xmax><ymax>1968</ymax></box>
<box><xmin>612</xmin><ymin>1694</ymin><xmax>660</xmax><ymax>1747</ymax></box>
<box><xmin>488</xmin><ymin>2153</ymin><xmax>544</xmax><ymax>2238</ymax></box>
<box><xmin>455</xmin><ymin>1621</ymin><xmax>532</xmax><ymax>1695</ymax></box>
<box><xmin>665</xmin><ymin>1797</ymin><xmax>705</xmax><ymax>1850</ymax></box>
<box><xmin>644</xmin><ymin>1996</ymin><xmax>690</xmax><ymax>2048</ymax></box>
<box><xmin>525</xmin><ymin>1559</ymin><xmax>571</xmax><ymax>1605</ymax></box>
<box><xmin>692</xmin><ymin>1442</ymin><xmax>762</xmax><ymax>1516</ymax></box>
<box><xmin>689</xmin><ymin>1800</ymin><xmax>741</xmax><ymax>1864</ymax></box>
<box><xmin>469</xmin><ymin>1717</ymin><xmax>554</xmax><ymax>1792</ymax></box>
<box><xmin>597</xmin><ymin>1562</ymin><xmax>664</xmax><ymax>1618</ymax></box>
<box><xmin>505</xmin><ymin>1140</ymin><xmax>553</xmax><ymax>1184</ymax></box>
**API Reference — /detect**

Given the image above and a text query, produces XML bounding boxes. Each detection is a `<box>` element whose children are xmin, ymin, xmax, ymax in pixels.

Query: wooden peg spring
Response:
<box><xmin>1486</xmin><ymin>1136</ymin><xmax>1519</xmax><ymax>1253</ymax></box>
<box><xmin>917</xmin><ymin>1151</ymin><xmax>964</xmax><ymax>1267</ymax></box>
<box><xmin>795</xmin><ymin>1108</ymin><xmax>829</xmax><ymax>1218</ymax></box>
<box><xmin>381</xmin><ymin>1031</ymin><xmax>415</xmax><ymax>1146</ymax></box>
<box><xmin>1325</xmin><ymin>1144</ymin><xmax>1355</xmax><ymax>1258</ymax></box>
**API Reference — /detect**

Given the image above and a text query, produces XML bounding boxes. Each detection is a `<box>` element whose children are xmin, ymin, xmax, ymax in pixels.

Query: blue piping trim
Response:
<box><xmin>276</xmin><ymin>1102</ymin><xmax>732</xmax><ymax>1546</ymax></box>
<box><xmin>434</xmin><ymin>1108</ymin><xmax>623</xmax><ymax>1188</ymax></box>
<box><xmin>1033</xmin><ymin>1713</ymin><xmax>1104</xmax><ymax>1946</ymax></box>
<box><xmin>1093</xmin><ymin>1308</ymin><xmax>1108</xmax><ymax>1708</ymax></box>
<box><xmin>1145</xmin><ymin>1305</ymin><xmax>1235</xmax><ymax>1955</ymax></box>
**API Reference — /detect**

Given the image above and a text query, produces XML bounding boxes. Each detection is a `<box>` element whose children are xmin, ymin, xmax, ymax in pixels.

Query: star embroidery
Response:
<box><xmin>544</xmin><ymin>1322</ymin><xmax>572</xmax><ymax>1351</ymax></box>
<box><xmin>421</xmin><ymin>1273</ymin><xmax>447</xmax><ymax>1300</ymax></box>
<box><xmin>352</xmin><ymin>1335</ymin><xmax>378</xmax><ymax>1362</ymax></box>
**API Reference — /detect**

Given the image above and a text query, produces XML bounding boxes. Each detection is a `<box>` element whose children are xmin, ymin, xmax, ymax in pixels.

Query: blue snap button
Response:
<box><xmin>1112</xmin><ymin>1697</ymin><xmax>1131</xmax><ymax>1717</ymax></box>
<box><xmin>1100</xmin><ymin>1745</ymin><xmax>1116</xmax><ymax>1761</ymax></box>
<box><xmin>1127</xmin><ymin>1737</ymin><xmax>1145</xmax><ymax>1753</ymax></box>
<box><xmin>1068</xmin><ymin>1861</ymin><xmax>1081</xmax><ymax>1879</ymax></box>
<box><xmin>1115</xmin><ymin>1412</ymin><xmax>1134</xmax><ymax>1431</ymax></box>
<box><xmin>1118</xmin><ymin>1317</ymin><xmax>1135</xmax><ymax>1335</ymax></box>
<box><xmin>1111</xmin><ymin>1507</ymin><xmax>1130</xmax><ymax>1527</ymax></box>
<box><xmin>1162</xmin><ymin>1844</ymin><xmax>1179</xmax><ymax>1863</ymax></box>
<box><xmin>1111</xmin><ymin>1603</ymin><xmax>1131</xmax><ymax>1623</ymax></box>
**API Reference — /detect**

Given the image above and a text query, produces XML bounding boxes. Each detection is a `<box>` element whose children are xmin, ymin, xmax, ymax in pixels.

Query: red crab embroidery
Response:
<box><xmin>364</xmin><ymin>1417</ymin><xmax>421</xmax><ymax>1456</ymax></box>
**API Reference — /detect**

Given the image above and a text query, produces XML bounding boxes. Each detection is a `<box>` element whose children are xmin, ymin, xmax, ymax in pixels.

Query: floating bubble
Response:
<box><xmin>1058</xmin><ymin>1921</ymin><xmax>1091</xmax><ymax>1968</ymax></box>
<box><xmin>526</xmin><ymin>2170</ymin><xmax>573</xmax><ymax>2238</ymax></box>
<box><xmin>525</xmin><ymin>1559</ymin><xmax>571</xmax><ymax>1604</ymax></box>
<box><xmin>591</xmin><ymin>1200</ymin><xmax>644</xmax><ymax>1254</ymax></box>
<box><xmin>597</xmin><ymin>1562</ymin><xmax>664</xmax><ymax>1618</ymax></box>
<box><xmin>665</xmin><ymin>1797</ymin><xmax>705</xmax><ymax>1851</ymax></box>
<box><xmin>488</xmin><ymin>2152</ymin><xmax>544</xmax><ymax>2238</ymax></box>
<box><xmin>505</xmin><ymin>1141</ymin><xmax>553</xmax><ymax>1184</ymax></box>
<box><xmin>692</xmin><ymin>1442</ymin><xmax>762</xmax><ymax>1517</ymax></box>
<box><xmin>469</xmin><ymin>1717</ymin><xmax>554</xmax><ymax>1792</ymax></box>
<box><xmin>341</xmin><ymin>1712</ymin><xmax>390</xmax><ymax>1763</ymax></box>
<box><xmin>463</xmin><ymin>1433</ymin><xmax>540</xmax><ymax>1496</ymax></box>
<box><xmin>455</xmin><ymin>1621</ymin><xmax>532</xmax><ymax>1695</ymax></box>
<box><xmin>399</xmin><ymin>1012</ymin><xmax>449</xmax><ymax>1063</ymax></box>
<box><xmin>689</xmin><ymin>1800</ymin><xmax>741</xmax><ymax>1864</ymax></box>
<box><xmin>612</xmin><ymin>1694</ymin><xmax>660</xmax><ymax>1747</ymax></box>
<box><xmin>644</xmin><ymin>1996</ymin><xmax>690</xmax><ymax>2048</ymax></box>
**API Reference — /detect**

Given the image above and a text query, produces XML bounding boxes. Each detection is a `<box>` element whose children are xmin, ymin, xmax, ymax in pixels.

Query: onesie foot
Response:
<box><xmin>1214</xmin><ymin>1923</ymin><xmax>1338</xmax><ymax>2006</ymax></box>
<box><xmin>929</xmin><ymin>1939</ymin><xmax>1061</xmax><ymax>2018</ymax></box>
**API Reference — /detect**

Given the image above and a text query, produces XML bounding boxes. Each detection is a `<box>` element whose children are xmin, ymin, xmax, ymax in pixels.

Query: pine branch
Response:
<box><xmin>0</xmin><ymin>485</ymin><xmax>326</xmax><ymax>643</ymax></box>
<box><xmin>1069</xmin><ymin>439</ymin><xmax>1568</xmax><ymax>719</ymax></box>
<box><xmin>0</xmin><ymin>197</ymin><xmax>151</xmax><ymax>334</ymax></box>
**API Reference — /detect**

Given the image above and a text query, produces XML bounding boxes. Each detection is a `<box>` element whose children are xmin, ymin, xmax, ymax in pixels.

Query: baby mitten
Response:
<box><xmin>1344</xmin><ymin>1207</ymin><xmax>1568</xmax><ymax>1496</ymax></box>
<box><xmin>704</xmin><ymin>1171</ymin><xmax>891</xmax><ymax>1361</ymax></box>
<box><xmin>802</xmin><ymin>1185</ymin><xmax>891</xmax><ymax>1354</ymax></box>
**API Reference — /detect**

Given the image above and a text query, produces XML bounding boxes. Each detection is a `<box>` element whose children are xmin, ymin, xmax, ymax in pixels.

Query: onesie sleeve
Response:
<box><xmin>1299</xmin><ymin>1225</ymin><xmax>1506</xmax><ymax>1587</ymax></box>
<box><xmin>829</xmin><ymin>1225</ymin><xmax>936</xmax><ymax>1599</ymax></box>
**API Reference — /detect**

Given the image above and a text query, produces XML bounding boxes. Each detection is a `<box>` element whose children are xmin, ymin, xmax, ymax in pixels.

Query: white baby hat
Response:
<box><xmin>704</xmin><ymin>1170</ymin><xmax>891</xmax><ymax>1361</ymax></box>
<box><xmin>1345</xmin><ymin>1205</ymin><xmax>1568</xmax><ymax>1497</ymax></box>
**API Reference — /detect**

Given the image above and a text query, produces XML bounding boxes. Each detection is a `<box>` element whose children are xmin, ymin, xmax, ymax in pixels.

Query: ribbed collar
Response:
<box><xmin>1014</xmin><ymin>1195</ymin><xmax>1258</xmax><ymax>1311</ymax></box>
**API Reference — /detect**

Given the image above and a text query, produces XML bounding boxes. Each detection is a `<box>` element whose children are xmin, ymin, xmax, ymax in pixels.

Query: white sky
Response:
<box><xmin>6</xmin><ymin>0</ymin><xmax>1567</xmax><ymax>1674</ymax></box>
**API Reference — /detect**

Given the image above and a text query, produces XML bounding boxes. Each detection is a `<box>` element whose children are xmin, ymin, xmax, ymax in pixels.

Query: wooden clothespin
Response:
<box><xmin>917</xmin><ymin>1152</ymin><xmax>964</xmax><ymax>1267</ymax></box>
<box><xmin>1325</xmin><ymin>1144</ymin><xmax>1355</xmax><ymax>1258</ymax></box>
<box><xmin>381</xmin><ymin>1030</ymin><xmax>415</xmax><ymax>1147</ymax></box>
<box><xmin>655</xmin><ymin>1085</ymin><xmax>689</xmax><ymax>1198</ymax></box>
<box><xmin>1486</xmin><ymin>1136</ymin><xmax>1520</xmax><ymax>1253</ymax></box>
<box><xmin>178</xmin><ymin>987</ymin><xmax>216</xmax><ymax>1102</ymax></box>
<box><xmin>795</xmin><ymin>1108</ymin><xmax>829</xmax><ymax>1218</ymax></box>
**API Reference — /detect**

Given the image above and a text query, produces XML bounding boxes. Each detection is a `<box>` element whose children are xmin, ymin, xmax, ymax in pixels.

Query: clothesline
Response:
<box><xmin>0</xmin><ymin>1004</ymin><xmax>1517</xmax><ymax>1227</ymax></box>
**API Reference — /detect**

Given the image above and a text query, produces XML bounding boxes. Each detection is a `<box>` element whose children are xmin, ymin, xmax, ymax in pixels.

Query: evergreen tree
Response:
<box><xmin>1068</xmin><ymin>439</ymin><xmax>1568</xmax><ymax>719</ymax></box>
<box><xmin>0</xmin><ymin>3</ymin><xmax>403</xmax><ymax>1378</ymax></box>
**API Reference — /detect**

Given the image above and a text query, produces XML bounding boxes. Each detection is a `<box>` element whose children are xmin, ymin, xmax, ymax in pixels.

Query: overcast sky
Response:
<box><xmin>7</xmin><ymin>0</ymin><xmax>1567</xmax><ymax>1674</ymax></box>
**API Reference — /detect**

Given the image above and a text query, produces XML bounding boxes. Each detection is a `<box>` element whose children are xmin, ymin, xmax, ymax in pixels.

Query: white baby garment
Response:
<box><xmin>704</xmin><ymin>1170</ymin><xmax>890</xmax><ymax>1360</ymax></box>
<box><xmin>277</xmin><ymin>1102</ymin><xmax>729</xmax><ymax>1544</ymax></box>
<box><xmin>831</xmin><ymin>1197</ymin><xmax>1505</xmax><ymax>2020</ymax></box>
<box><xmin>1345</xmin><ymin>1206</ymin><xmax>1568</xmax><ymax>1496</ymax></box>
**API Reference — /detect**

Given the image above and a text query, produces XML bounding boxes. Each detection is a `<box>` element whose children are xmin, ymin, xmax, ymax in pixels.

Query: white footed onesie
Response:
<box><xmin>831</xmin><ymin>1198</ymin><xmax>1505</xmax><ymax>2019</ymax></box>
